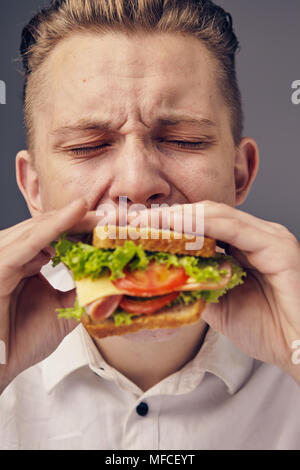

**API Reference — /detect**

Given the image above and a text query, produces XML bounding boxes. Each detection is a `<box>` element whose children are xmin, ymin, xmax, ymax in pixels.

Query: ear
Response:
<box><xmin>234</xmin><ymin>137</ymin><xmax>259</xmax><ymax>206</ymax></box>
<box><xmin>16</xmin><ymin>150</ymin><xmax>43</xmax><ymax>217</ymax></box>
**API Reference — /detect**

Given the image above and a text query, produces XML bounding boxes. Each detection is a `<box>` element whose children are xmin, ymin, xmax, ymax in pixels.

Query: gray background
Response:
<box><xmin>0</xmin><ymin>0</ymin><xmax>299</xmax><ymax>237</ymax></box>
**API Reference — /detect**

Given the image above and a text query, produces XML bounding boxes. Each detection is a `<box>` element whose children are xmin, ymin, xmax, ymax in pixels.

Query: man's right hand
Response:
<box><xmin>0</xmin><ymin>198</ymin><xmax>91</xmax><ymax>394</ymax></box>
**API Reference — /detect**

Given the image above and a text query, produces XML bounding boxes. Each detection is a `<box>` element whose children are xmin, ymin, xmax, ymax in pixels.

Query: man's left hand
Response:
<box><xmin>135</xmin><ymin>201</ymin><xmax>300</xmax><ymax>385</ymax></box>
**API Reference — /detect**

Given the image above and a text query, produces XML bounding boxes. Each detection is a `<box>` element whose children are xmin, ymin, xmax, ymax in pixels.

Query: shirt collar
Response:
<box><xmin>41</xmin><ymin>324</ymin><xmax>90</xmax><ymax>393</ymax></box>
<box><xmin>139</xmin><ymin>326</ymin><xmax>254</xmax><ymax>398</ymax></box>
<box><xmin>41</xmin><ymin>323</ymin><xmax>254</xmax><ymax>395</ymax></box>
<box><xmin>192</xmin><ymin>327</ymin><xmax>254</xmax><ymax>394</ymax></box>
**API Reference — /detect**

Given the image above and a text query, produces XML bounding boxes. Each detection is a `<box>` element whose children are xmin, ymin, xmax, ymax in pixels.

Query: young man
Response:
<box><xmin>0</xmin><ymin>0</ymin><xmax>300</xmax><ymax>450</ymax></box>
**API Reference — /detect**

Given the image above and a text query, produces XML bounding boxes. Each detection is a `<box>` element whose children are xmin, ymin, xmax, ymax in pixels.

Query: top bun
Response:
<box><xmin>93</xmin><ymin>225</ymin><xmax>215</xmax><ymax>257</ymax></box>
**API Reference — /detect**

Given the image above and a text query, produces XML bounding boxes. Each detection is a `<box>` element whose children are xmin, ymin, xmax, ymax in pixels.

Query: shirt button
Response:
<box><xmin>136</xmin><ymin>402</ymin><xmax>149</xmax><ymax>417</ymax></box>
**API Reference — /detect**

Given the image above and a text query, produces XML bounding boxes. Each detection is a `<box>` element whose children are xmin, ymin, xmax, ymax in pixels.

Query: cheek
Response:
<box><xmin>37</xmin><ymin>159</ymin><xmax>111</xmax><ymax>210</ymax></box>
<box><xmin>165</xmin><ymin>156</ymin><xmax>236</xmax><ymax>205</ymax></box>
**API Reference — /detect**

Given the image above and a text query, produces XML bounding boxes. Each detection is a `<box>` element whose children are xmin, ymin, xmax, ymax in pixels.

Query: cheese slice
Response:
<box><xmin>75</xmin><ymin>275</ymin><xmax>199</xmax><ymax>306</ymax></box>
<box><xmin>75</xmin><ymin>277</ymin><xmax>123</xmax><ymax>306</ymax></box>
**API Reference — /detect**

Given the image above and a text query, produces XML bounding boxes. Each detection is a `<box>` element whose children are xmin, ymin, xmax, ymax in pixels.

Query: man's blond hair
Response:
<box><xmin>20</xmin><ymin>0</ymin><xmax>243</xmax><ymax>152</ymax></box>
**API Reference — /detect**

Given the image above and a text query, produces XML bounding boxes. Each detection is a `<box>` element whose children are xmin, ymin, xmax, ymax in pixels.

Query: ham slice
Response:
<box><xmin>85</xmin><ymin>295</ymin><xmax>123</xmax><ymax>321</ymax></box>
<box><xmin>179</xmin><ymin>261</ymin><xmax>232</xmax><ymax>291</ymax></box>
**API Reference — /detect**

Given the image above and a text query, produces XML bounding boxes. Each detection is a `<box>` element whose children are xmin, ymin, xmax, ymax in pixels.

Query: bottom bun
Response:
<box><xmin>81</xmin><ymin>297</ymin><xmax>206</xmax><ymax>339</ymax></box>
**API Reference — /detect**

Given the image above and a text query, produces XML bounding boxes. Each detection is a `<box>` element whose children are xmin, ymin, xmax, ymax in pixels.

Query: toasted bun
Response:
<box><xmin>81</xmin><ymin>298</ymin><xmax>206</xmax><ymax>339</ymax></box>
<box><xmin>93</xmin><ymin>225</ymin><xmax>215</xmax><ymax>257</ymax></box>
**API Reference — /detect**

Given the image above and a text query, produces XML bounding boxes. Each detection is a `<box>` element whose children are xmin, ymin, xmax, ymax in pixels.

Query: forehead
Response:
<box><xmin>35</xmin><ymin>31</ymin><xmax>228</xmax><ymax>134</ymax></box>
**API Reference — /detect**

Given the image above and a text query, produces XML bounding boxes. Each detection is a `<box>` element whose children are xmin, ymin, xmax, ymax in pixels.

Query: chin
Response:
<box><xmin>122</xmin><ymin>327</ymin><xmax>182</xmax><ymax>343</ymax></box>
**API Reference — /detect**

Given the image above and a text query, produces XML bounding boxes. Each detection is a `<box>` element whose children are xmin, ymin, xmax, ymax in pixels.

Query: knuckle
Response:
<box><xmin>35</xmin><ymin>213</ymin><xmax>50</xmax><ymax>224</ymax></box>
<box><xmin>228</xmin><ymin>217</ymin><xmax>243</xmax><ymax>230</ymax></box>
<box><xmin>216</xmin><ymin>201</ymin><xmax>230</xmax><ymax>212</ymax></box>
<box><xmin>220</xmin><ymin>217</ymin><xmax>242</xmax><ymax>244</ymax></box>
<box><xmin>286</xmin><ymin>232</ymin><xmax>300</xmax><ymax>248</ymax></box>
<box><xmin>268</xmin><ymin>221</ymin><xmax>289</xmax><ymax>232</ymax></box>
<box><xmin>272</xmin><ymin>223</ymin><xmax>298</xmax><ymax>242</ymax></box>
<box><xmin>270</xmin><ymin>222</ymin><xmax>295</xmax><ymax>239</ymax></box>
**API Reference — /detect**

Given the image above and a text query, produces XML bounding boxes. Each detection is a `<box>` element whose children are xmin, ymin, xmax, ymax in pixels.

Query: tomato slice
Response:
<box><xmin>112</xmin><ymin>261</ymin><xmax>188</xmax><ymax>296</ymax></box>
<box><xmin>119</xmin><ymin>292</ymin><xmax>179</xmax><ymax>315</ymax></box>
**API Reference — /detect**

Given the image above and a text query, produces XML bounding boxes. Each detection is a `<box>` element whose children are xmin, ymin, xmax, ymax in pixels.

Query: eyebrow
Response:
<box><xmin>50</xmin><ymin>119</ymin><xmax>113</xmax><ymax>137</ymax></box>
<box><xmin>50</xmin><ymin>114</ymin><xmax>217</xmax><ymax>137</ymax></box>
<box><xmin>157</xmin><ymin>116</ymin><xmax>216</xmax><ymax>128</ymax></box>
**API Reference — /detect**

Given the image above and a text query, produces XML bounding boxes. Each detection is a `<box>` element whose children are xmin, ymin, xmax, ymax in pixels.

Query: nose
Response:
<box><xmin>108</xmin><ymin>139</ymin><xmax>171</xmax><ymax>208</ymax></box>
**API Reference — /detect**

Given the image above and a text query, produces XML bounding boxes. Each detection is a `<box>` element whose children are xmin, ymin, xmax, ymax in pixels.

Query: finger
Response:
<box><xmin>0</xmin><ymin>217</ymin><xmax>36</xmax><ymax>249</ymax></box>
<box><xmin>67</xmin><ymin>207</ymin><xmax>147</xmax><ymax>237</ymax></box>
<box><xmin>131</xmin><ymin>202</ymin><xmax>288</xmax><ymax>253</ymax></box>
<box><xmin>203</xmin><ymin>215</ymin><xmax>275</xmax><ymax>253</ymax></box>
<box><xmin>202</xmin><ymin>201</ymin><xmax>289</xmax><ymax>236</ymax></box>
<box><xmin>0</xmin><ymin>202</ymin><xmax>91</xmax><ymax>250</ymax></box>
<box><xmin>225</xmin><ymin>245</ymin><xmax>257</xmax><ymax>270</ymax></box>
<box><xmin>42</xmin><ymin>245</ymin><xmax>56</xmax><ymax>257</ymax></box>
<box><xmin>3</xmin><ymin>198</ymin><xmax>88</xmax><ymax>269</ymax></box>
<box><xmin>67</xmin><ymin>211</ymin><xmax>103</xmax><ymax>234</ymax></box>
<box><xmin>22</xmin><ymin>251</ymin><xmax>52</xmax><ymax>277</ymax></box>
<box><xmin>128</xmin><ymin>204</ymin><xmax>195</xmax><ymax>232</ymax></box>
<box><xmin>129</xmin><ymin>201</ymin><xmax>286</xmax><ymax>237</ymax></box>
<box><xmin>0</xmin><ymin>217</ymin><xmax>33</xmax><ymax>236</ymax></box>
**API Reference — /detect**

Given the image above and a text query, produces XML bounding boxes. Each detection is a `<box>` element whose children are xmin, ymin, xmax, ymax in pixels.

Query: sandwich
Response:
<box><xmin>51</xmin><ymin>225</ymin><xmax>246</xmax><ymax>339</ymax></box>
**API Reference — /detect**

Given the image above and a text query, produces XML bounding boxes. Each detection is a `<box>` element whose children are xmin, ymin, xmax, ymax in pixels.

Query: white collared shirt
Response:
<box><xmin>0</xmin><ymin>262</ymin><xmax>300</xmax><ymax>450</ymax></box>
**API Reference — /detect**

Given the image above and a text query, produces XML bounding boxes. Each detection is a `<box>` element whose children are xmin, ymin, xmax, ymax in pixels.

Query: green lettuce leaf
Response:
<box><xmin>113</xmin><ymin>311</ymin><xmax>134</xmax><ymax>326</ymax></box>
<box><xmin>51</xmin><ymin>234</ymin><xmax>238</xmax><ymax>285</ymax></box>
<box><xmin>200</xmin><ymin>261</ymin><xmax>246</xmax><ymax>303</ymax></box>
<box><xmin>56</xmin><ymin>299</ymin><xmax>86</xmax><ymax>321</ymax></box>
<box><xmin>52</xmin><ymin>234</ymin><xmax>152</xmax><ymax>281</ymax></box>
<box><xmin>166</xmin><ymin>261</ymin><xmax>246</xmax><ymax>307</ymax></box>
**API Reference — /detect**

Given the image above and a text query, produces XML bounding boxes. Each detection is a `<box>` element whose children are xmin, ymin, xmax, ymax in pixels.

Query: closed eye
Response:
<box><xmin>163</xmin><ymin>140</ymin><xmax>205</xmax><ymax>149</ymax></box>
<box><xmin>68</xmin><ymin>143</ymin><xmax>111</xmax><ymax>156</ymax></box>
<box><xmin>67</xmin><ymin>139</ymin><xmax>210</xmax><ymax>156</ymax></box>
<box><xmin>158</xmin><ymin>139</ymin><xmax>210</xmax><ymax>149</ymax></box>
